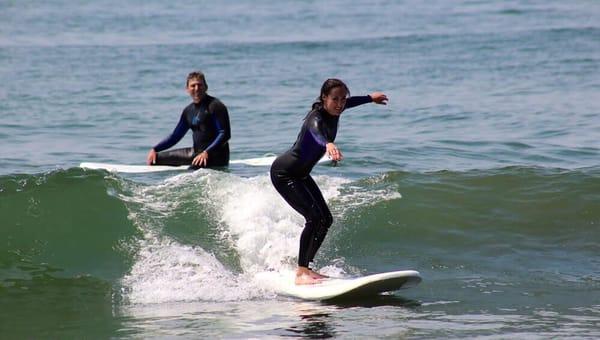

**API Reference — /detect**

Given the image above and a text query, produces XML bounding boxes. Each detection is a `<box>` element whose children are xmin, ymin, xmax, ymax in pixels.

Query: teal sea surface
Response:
<box><xmin>1</xmin><ymin>0</ymin><xmax>599</xmax><ymax>338</ymax></box>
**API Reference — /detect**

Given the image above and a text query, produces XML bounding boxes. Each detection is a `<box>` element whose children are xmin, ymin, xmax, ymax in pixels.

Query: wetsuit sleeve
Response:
<box><xmin>153</xmin><ymin>113</ymin><xmax>190</xmax><ymax>152</ymax></box>
<box><xmin>307</xmin><ymin>114</ymin><xmax>330</xmax><ymax>145</ymax></box>
<box><xmin>203</xmin><ymin>99</ymin><xmax>231</xmax><ymax>153</ymax></box>
<box><xmin>345</xmin><ymin>95</ymin><xmax>373</xmax><ymax>109</ymax></box>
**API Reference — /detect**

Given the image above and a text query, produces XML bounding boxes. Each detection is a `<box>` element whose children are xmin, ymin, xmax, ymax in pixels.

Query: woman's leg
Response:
<box><xmin>302</xmin><ymin>176</ymin><xmax>333</xmax><ymax>265</ymax></box>
<box><xmin>271</xmin><ymin>172</ymin><xmax>333</xmax><ymax>283</ymax></box>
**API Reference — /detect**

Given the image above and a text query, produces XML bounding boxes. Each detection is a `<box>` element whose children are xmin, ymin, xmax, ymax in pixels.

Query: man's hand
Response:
<box><xmin>147</xmin><ymin>149</ymin><xmax>157</xmax><ymax>165</ymax></box>
<box><xmin>192</xmin><ymin>151</ymin><xmax>209</xmax><ymax>167</ymax></box>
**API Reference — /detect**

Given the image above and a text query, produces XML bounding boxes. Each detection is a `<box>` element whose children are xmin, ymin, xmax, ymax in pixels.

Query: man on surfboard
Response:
<box><xmin>270</xmin><ymin>78</ymin><xmax>388</xmax><ymax>285</ymax></box>
<box><xmin>147</xmin><ymin>71</ymin><xmax>231</xmax><ymax>169</ymax></box>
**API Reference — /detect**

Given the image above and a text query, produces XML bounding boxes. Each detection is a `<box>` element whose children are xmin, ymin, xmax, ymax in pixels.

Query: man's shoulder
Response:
<box><xmin>207</xmin><ymin>95</ymin><xmax>223</xmax><ymax>105</ymax></box>
<box><xmin>206</xmin><ymin>95</ymin><xmax>227</xmax><ymax>111</ymax></box>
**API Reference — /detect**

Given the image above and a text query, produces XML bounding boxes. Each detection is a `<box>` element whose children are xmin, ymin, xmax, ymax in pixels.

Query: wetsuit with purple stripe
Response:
<box><xmin>270</xmin><ymin>95</ymin><xmax>373</xmax><ymax>268</ymax></box>
<box><xmin>153</xmin><ymin>94</ymin><xmax>231</xmax><ymax>168</ymax></box>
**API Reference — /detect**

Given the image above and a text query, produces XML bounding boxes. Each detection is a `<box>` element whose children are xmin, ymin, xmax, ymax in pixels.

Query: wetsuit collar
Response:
<box><xmin>193</xmin><ymin>94</ymin><xmax>211</xmax><ymax>106</ymax></box>
<box><xmin>318</xmin><ymin>107</ymin><xmax>339</xmax><ymax>121</ymax></box>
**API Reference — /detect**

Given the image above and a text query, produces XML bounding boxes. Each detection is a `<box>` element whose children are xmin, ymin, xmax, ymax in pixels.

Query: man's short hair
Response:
<box><xmin>186</xmin><ymin>71</ymin><xmax>207</xmax><ymax>88</ymax></box>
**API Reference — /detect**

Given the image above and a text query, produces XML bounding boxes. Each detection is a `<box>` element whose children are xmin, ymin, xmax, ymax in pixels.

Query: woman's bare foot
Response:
<box><xmin>295</xmin><ymin>267</ymin><xmax>325</xmax><ymax>285</ymax></box>
<box><xmin>295</xmin><ymin>273</ymin><xmax>321</xmax><ymax>285</ymax></box>
<box><xmin>308</xmin><ymin>269</ymin><xmax>328</xmax><ymax>280</ymax></box>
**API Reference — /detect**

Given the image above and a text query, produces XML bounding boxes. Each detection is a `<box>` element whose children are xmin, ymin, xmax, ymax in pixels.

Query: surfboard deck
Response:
<box><xmin>267</xmin><ymin>270</ymin><xmax>421</xmax><ymax>301</ymax></box>
<box><xmin>80</xmin><ymin>156</ymin><xmax>330</xmax><ymax>173</ymax></box>
<box><xmin>80</xmin><ymin>162</ymin><xmax>188</xmax><ymax>173</ymax></box>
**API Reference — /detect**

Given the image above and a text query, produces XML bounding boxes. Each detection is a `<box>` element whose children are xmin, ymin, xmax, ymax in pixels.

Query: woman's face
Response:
<box><xmin>322</xmin><ymin>86</ymin><xmax>348</xmax><ymax>116</ymax></box>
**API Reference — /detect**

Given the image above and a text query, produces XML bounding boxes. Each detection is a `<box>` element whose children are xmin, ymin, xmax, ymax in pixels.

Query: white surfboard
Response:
<box><xmin>80</xmin><ymin>156</ymin><xmax>330</xmax><ymax>173</ymax></box>
<box><xmin>79</xmin><ymin>162</ymin><xmax>188</xmax><ymax>173</ymax></box>
<box><xmin>262</xmin><ymin>270</ymin><xmax>421</xmax><ymax>301</ymax></box>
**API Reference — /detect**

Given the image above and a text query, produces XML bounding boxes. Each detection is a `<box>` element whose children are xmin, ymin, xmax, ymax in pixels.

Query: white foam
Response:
<box><xmin>120</xmin><ymin>171</ymin><xmax>262</xmax><ymax>304</ymax></box>
<box><xmin>206</xmin><ymin>174</ymin><xmax>351</xmax><ymax>274</ymax></box>
<box><xmin>333</xmin><ymin>173</ymin><xmax>402</xmax><ymax>216</ymax></box>
<box><xmin>120</xmin><ymin>170</ymin><xmax>402</xmax><ymax>303</ymax></box>
<box><xmin>122</xmin><ymin>233</ymin><xmax>259</xmax><ymax>304</ymax></box>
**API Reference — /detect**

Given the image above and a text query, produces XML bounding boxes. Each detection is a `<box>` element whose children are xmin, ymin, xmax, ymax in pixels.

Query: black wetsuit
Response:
<box><xmin>153</xmin><ymin>94</ymin><xmax>231</xmax><ymax>168</ymax></box>
<box><xmin>270</xmin><ymin>96</ymin><xmax>373</xmax><ymax>268</ymax></box>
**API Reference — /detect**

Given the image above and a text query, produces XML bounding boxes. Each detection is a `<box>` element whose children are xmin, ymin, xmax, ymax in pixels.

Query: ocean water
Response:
<box><xmin>1</xmin><ymin>0</ymin><xmax>599</xmax><ymax>338</ymax></box>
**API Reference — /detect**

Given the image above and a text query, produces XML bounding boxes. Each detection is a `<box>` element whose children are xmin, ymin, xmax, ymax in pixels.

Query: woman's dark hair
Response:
<box><xmin>311</xmin><ymin>78</ymin><xmax>350</xmax><ymax>110</ymax></box>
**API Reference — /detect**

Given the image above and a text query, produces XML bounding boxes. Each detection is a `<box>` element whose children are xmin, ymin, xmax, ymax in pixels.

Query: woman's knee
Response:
<box><xmin>305</xmin><ymin>204</ymin><xmax>331</xmax><ymax>226</ymax></box>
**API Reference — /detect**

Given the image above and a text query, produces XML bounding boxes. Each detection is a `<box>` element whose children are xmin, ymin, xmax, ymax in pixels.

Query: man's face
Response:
<box><xmin>187</xmin><ymin>78</ymin><xmax>207</xmax><ymax>103</ymax></box>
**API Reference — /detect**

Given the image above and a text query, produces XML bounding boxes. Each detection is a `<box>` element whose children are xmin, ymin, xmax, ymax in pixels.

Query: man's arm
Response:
<box><xmin>153</xmin><ymin>113</ymin><xmax>190</xmax><ymax>152</ymax></box>
<box><xmin>203</xmin><ymin>100</ymin><xmax>231</xmax><ymax>153</ymax></box>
